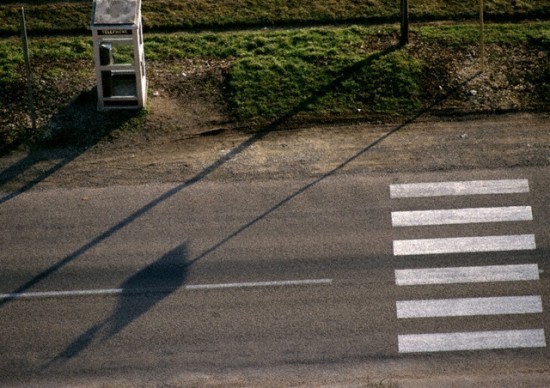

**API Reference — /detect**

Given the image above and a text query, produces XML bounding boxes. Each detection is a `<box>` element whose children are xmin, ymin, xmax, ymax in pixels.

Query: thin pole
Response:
<box><xmin>479</xmin><ymin>0</ymin><xmax>485</xmax><ymax>72</ymax></box>
<box><xmin>401</xmin><ymin>0</ymin><xmax>409</xmax><ymax>45</ymax></box>
<box><xmin>20</xmin><ymin>7</ymin><xmax>37</xmax><ymax>130</ymax></box>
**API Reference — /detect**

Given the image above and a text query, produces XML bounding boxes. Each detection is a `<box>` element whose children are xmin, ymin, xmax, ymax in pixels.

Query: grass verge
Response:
<box><xmin>1</xmin><ymin>22</ymin><xmax>549</xmax><ymax>148</ymax></box>
<box><xmin>0</xmin><ymin>0</ymin><xmax>549</xmax><ymax>35</ymax></box>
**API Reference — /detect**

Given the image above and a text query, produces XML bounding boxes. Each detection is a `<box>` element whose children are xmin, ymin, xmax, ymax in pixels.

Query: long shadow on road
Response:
<box><xmin>42</xmin><ymin>244</ymin><xmax>189</xmax><ymax>370</ymax></box>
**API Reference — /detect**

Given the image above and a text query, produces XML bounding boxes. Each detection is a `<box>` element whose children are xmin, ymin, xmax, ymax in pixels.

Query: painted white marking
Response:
<box><xmin>0</xmin><ymin>288</ymin><xmax>125</xmax><ymax>300</ymax></box>
<box><xmin>395</xmin><ymin>264</ymin><xmax>540</xmax><ymax>286</ymax></box>
<box><xmin>396</xmin><ymin>296</ymin><xmax>543</xmax><ymax>318</ymax></box>
<box><xmin>391</xmin><ymin>206</ymin><xmax>532</xmax><ymax>227</ymax></box>
<box><xmin>184</xmin><ymin>278</ymin><xmax>333</xmax><ymax>290</ymax></box>
<box><xmin>0</xmin><ymin>279</ymin><xmax>333</xmax><ymax>300</ymax></box>
<box><xmin>393</xmin><ymin>234</ymin><xmax>536</xmax><ymax>256</ymax></box>
<box><xmin>390</xmin><ymin>179</ymin><xmax>529</xmax><ymax>198</ymax></box>
<box><xmin>398</xmin><ymin>329</ymin><xmax>546</xmax><ymax>353</ymax></box>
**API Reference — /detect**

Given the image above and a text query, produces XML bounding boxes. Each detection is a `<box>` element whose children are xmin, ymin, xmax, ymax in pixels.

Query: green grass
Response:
<box><xmin>1</xmin><ymin>22</ymin><xmax>547</xmax><ymax>79</ymax></box>
<box><xmin>147</xmin><ymin>23</ymin><xmax>549</xmax><ymax>120</ymax></box>
<box><xmin>229</xmin><ymin>48</ymin><xmax>423</xmax><ymax>119</ymax></box>
<box><xmin>222</xmin><ymin>26</ymin><xmax>422</xmax><ymax>119</ymax></box>
<box><xmin>1</xmin><ymin>2</ymin><xmax>548</xmax><ymax>148</ymax></box>
<box><xmin>0</xmin><ymin>23</ymin><xmax>548</xmax><ymax>132</ymax></box>
<box><xmin>0</xmin><ymin>36</ymin><xmax>92</xmax><ymax>82</ymax></box>
<box><xmin>1</xmin><ymin>0</ymin><xmax>548</xmax><ymax>35</ymax></box>
<box><xmin>132</xmin><ymin>25</ymin><xmax>423</xmax><ymax>119</ymax></box>
<box><xmin>419</xmin><ymin>21</ymin><xmax>550</xmax><ymax>45</ymax></box>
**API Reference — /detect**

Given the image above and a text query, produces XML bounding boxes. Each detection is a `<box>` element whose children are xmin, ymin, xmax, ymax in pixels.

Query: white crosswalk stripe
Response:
<box><xmin>395</xmin><ymin>264</ymin><xmax>540</xmax><ymax>285</ymax></box>
<box><xmin>390</xmin><ymin>179</ymin><xmax>529</xmax><ymax>198</ymax></box>
<box><xmin>391</xmin><ymin>206</ymin><xmax>532</xmax><ymax>227</ymax></box>
<box><xmin>393</xmin><ymin>234</ymin><xmax>536</xmax><ymax>256</ymax></box>
<box><xmin>390</xmin><ymin>179</ymin><xmax>545</xmax><ymax>353</ymax></box>
<box><xmin>396</xmin><ymin>296</ymin><xmax>543</xmax><ymax>319</ymax></box>
<box><xmin>398</xmin><ymin>329</ymin><xmax>546</xmax><ymax>353</ymax></box>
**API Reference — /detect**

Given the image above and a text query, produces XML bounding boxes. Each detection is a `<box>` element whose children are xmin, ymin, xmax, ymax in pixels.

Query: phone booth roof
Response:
<box><xmin>92</xmin><ymin>0</ymin><xmax>141</xmax><ymax>26</ymax></box>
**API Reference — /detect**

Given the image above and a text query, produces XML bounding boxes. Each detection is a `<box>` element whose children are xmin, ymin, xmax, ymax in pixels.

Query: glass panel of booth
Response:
<box><xmin>104</xmin><ymin>71</ymin><xmax>138</xmax><ymax>97</ymax></box>
<box><xmin>99</xmin><ymin>38</ymin><xmax>135</xmax><ymax>66</ymax></box>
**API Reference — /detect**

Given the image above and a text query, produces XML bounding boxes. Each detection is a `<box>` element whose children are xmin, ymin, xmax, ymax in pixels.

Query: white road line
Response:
<box><xmin>396</xmin><ymin>296</ymin><xmax>543</xmax><ymax>319</ymax></box>
<box><xmin>390</xmin><ymin>179</ymin><xmax>529</xmax><ymax>198</ymax></box>
<box><xmin>0</xmin><ymin>279</ymin><xmax>333</xmax><ymax>300</ymax></box>
<box><xmin>0</xmin><ymin>288</ymin><xmax>125</xmax><ymax>299</ymax></box>
<box><xmin>393</xmin><ymin>234</ymin><xmax>536</xmax><ymax>256</ymax></box>
<box><xmin>398</xmin><ymin>329</ymin><xmax>546</xmax><ymax>353</ymax></box>
<box><xmin>395</xmin><ymin>264</ymin><xmax>540</xmax><ymax>286</ymax></box>
<box><xmin>391</xmin><ymin>206</ymin><xmax>533</xmax><ymax>227</ymax></box>
<box><xmin>184</xmin><ymin>278</ymin><xmax>333</xmax><ymax>290</ymax></box>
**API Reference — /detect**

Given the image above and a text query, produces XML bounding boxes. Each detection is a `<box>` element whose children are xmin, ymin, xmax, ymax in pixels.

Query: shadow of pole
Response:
<box><xmin>0</xmin><ymin>45</ymin><xmax>481</xmax><ymax>311</ymax></box>
<box><xmin>0</xmin><ymin>151</ymin><xmax>82</xmax><ymax>205</ymax></box>
<box><xmin>189</xmin><ymin>72</ymin><xmax>483</xmax><ymax>265</ymax></box>
<box><xmin>0</xmin><ymin>125</ymin><xmax>270</xmax><ymax>308</ymax></box>
<box><xmin>41</xmin><ymin>243</ymin><xmax>189</xmax><ymax>370</ymax></box>
<box><xmin>0</xmin><ymin>88</ymin><xmax>140</xmax><ymax>205</ymax></box>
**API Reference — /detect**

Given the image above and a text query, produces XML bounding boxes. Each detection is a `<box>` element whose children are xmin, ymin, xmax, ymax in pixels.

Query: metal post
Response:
<box><xmin>479</xmin><ymin>0</ymin><xmax>485</xmax><ymax>72</ymax></box>
<box><xmin>401</xmin><ymin>0</ymin><xmax>409</xmax><ymax>45</ymax></box>
<box><xmin>20</xmin><ymin>7</ymin><xmax>37</xmax><ymax>130</ymax></box>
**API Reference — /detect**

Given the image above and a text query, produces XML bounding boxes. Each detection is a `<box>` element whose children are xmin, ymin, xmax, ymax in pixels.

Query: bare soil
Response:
<box><xmin>0</xmin><ymin>110</ymin><xmax>548</xmax><ymax>193</ymax></box>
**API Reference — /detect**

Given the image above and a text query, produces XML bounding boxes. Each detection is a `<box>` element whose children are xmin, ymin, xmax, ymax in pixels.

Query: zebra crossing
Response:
<box><xmin>390</xmin><ymin>179</ymin><xmax>546</xmax><ymax>354</ymax></box>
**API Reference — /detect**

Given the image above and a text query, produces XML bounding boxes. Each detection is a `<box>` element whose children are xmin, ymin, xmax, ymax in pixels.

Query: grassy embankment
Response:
<box><xmin>0</xmin><ymin>1</ymin><xmax>549</xmax><ymax>147</ymax></box>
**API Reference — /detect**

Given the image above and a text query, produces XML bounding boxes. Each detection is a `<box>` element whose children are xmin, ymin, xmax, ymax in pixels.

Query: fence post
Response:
<box><xmin>20</xmin><ymin>7</ymin><xmax>37</xmax><ymax>131</ymax></box>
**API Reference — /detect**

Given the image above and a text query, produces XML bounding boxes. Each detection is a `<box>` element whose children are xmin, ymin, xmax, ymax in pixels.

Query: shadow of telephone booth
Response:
<box><xmin>90</xmin><ymin>0</ymin><xmax>147</xmax><ymax>111</ymax></box>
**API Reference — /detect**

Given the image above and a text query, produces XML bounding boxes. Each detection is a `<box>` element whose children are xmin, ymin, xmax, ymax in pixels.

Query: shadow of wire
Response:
<box><xmin>187</xmin><ymin>71</ymin><xmax>483</xmax><ymax>265</ymax></box>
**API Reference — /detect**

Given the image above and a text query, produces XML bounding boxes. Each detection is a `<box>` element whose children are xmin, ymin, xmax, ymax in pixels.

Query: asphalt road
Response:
<box><xmin>1</xmin><ymin>166</ymin><xmax>549</xmax><ymax>386</ymax></box>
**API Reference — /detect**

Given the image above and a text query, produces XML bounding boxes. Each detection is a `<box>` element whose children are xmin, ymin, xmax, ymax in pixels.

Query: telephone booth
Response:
<box><xmin>91</xmin><ymin>0</ymin><xmax>147</xmax><ymax>110</ymax></box>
